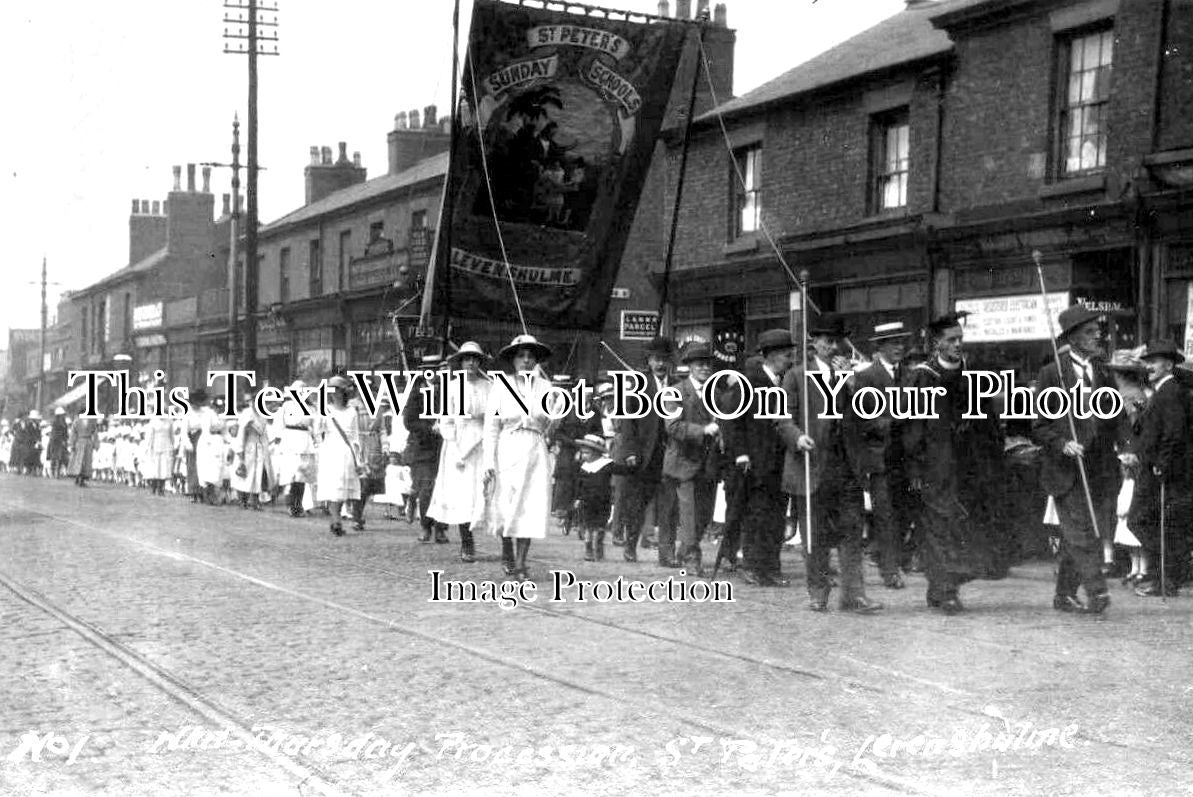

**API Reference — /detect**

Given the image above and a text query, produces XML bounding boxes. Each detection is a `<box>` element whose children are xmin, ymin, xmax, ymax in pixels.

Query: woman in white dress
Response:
<box><xmin>141</xmin><ymin>414</ymin><xmax>175</xmax><ymax>495</ymax></box>
<box><xmin>196</xmin><ymin>398</ymin><xmax>229</xmax><ymax>503</ymax></box>
<box><xmin>275</xmin><ymin>380</ymin><xmax>315</xmax><ymax>518</ymax></box>
<box><xmin>428</xmin><ymin>341</ymin><xmax>494</xmax><ymax>563</ymax></box>
<box><xmin>482</xmin><ymin>334</ymin><xmax>560</xmax><ymax>580</ymax></box>
<box><xmin>315</xmin><ymin>375</ymin><xmax>361</xmax><ymax>536</ymax></box>
<box><xmin>231</xmin><ymin>398</ymin><xmax>275</xmax><ymax>509</ymax></box>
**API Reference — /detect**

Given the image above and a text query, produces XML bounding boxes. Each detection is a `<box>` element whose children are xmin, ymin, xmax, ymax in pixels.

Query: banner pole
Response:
<box><xmin>656</xmin><ymin>15</ymin><xmax>709</xmax><ymax>323</ymax></box>
<box><xmin>800</xmin><ymin>268</ymin><xmax>813</xmax><ymax>557</ymax></box>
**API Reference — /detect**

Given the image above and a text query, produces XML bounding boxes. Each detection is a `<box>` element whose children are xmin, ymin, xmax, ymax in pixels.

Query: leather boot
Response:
<box><xmin>434</xmin><ymin>523</ymin><xmax>449</xmax><ymax>544</ymax></box>
<box><xmin>515</xmin><ymin>538</ymin><xmax>532</xmax><ymax>580</ymax></box>
<box><xmin>418</xmin><ymin>523</ymin><xmax>433</xmax><ymax>543</ymax></box>
<box><xmin>501</xmin><ymin>537</ymin><xmax>516</xmax><ymax>575</ymax></box>
<box><xmin>459</xmin><ymin>524</ymin><xmax>475</xmax><ymax>563</ymax></box>
<box><xmin>595</xmin><ymin>529</ymin><xmax>606</xmax><ymax>561</ymax></box>
<box><xmin>584</xmin><ymin>534</ymin><xmax>596</xmax><ymax>562</ymax></box>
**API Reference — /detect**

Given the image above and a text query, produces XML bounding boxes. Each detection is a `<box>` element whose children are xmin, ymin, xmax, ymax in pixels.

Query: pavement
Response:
<box><xmin>1</xmin><ymin>471</ymin><xmax>1192</xmax><ymax>796</ymax></box>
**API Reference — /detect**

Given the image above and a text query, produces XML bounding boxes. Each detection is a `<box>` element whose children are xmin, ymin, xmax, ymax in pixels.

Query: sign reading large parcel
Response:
<box><xmin>433</xmin><ymin>0</ymin><xmax>688</xmax><ymax>330</ymax></box>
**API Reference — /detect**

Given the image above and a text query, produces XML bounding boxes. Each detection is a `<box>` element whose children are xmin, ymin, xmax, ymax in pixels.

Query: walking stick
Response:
<box><xmin>1032</xmin><ymin>250</ymin><xmax>1102</xmax><ymax>542</ymax></box>
<box><xmin>800</xmin><ymin>269</ymin><xmax>814</xmax><ymax>557</ymax></box>
<box><xmin>1160</xmin><ymin>480</ymin><xmax>1167</xmax><ymax>603</ymax></box>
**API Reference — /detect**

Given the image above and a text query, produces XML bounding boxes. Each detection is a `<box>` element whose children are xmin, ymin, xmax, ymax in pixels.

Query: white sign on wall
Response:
<box><xmin>1183</xmin><ymin>283</ymin><xmax>1193</xmax><ymax>359</ymax></box>
<box><xmin>133</xmin><ymin>302</ymin><xmax>164</xmax><ymax>330</ymax></box>
<box><xmin>953</xmin><ymin>292</ymin><xmax>1069</xmax><ymax>342</ymax></box>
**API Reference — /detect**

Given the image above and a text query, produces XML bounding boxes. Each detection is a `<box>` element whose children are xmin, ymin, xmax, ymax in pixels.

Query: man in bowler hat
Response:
<box><xmin>722</xmin><ymin>329</ymin><xmax>797</xmax><ymax>585</ymax></box>
<box><xmin>1033</xmin><ymin>305</ymin><xmax>1120</xmax><ymax>613</ymax></box>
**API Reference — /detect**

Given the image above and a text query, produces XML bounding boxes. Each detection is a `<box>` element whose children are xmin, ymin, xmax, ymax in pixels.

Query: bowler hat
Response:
<box><xmin>498</xmin><ymin>334</ymin><xmax>552</xmax><ymax>363</ymax></box>
<box><xmin>644</xmin><ymin>336</ymin><xmax>675</xmax><ymax>358</ymax></box>
<box><xmin>869</xmin><ymin>321</ymin><xmax>912</xmax><ymax>342</ymax></box>
<box><xmin>680</xmin><ymin>342</ymin><xmax>714</xmax><ymax>363</ymax></box>
<box><xmin>1140</xmin><ymin>339</ymin><xmax>1185</xmax><ymax>364</ymax></box>
<box><xmin>757</xmin><ymin>329</ymin><xmax>795</xmax><ymax>354</ymax></box>
<box><xmin>1057</xmin><ymin>305</ymin><xmax>1102</xmax><ymax>338</ymax></box>
<box><xmin>808</xmin><ymin>316</ymin><xmax>847</xmax><ymax>338</ymax></box>
<box><xmin>928</xmin><ymin>311</ymin><xmax>970</xmax><ymax>336</ymax></box>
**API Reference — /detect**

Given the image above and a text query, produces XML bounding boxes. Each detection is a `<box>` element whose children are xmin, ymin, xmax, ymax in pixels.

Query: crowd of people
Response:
<box><xmin>4</xmin><ymin>309</ymin><xmax>1190</xmax><ymax>617</ymax></box>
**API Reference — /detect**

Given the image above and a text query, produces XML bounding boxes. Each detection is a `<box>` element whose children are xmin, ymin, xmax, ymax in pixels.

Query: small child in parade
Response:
<box><xmin>571</xmin><ymin>433</ymin><xmax>631</xmax><ymax>562</ymax></box>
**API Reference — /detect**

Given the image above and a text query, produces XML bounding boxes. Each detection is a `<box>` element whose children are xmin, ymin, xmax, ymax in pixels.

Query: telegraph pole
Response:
<box><xmin>223</xmin><ymin>0</ymin><xmax>278</xmax><ymax>372</ymax></box>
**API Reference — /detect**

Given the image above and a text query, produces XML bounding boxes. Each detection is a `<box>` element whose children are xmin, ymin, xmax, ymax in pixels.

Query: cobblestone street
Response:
<box><xmin>2</xmin><ymin>472</ymin><xmax>1192</xmax><ymax>796</ymax></box>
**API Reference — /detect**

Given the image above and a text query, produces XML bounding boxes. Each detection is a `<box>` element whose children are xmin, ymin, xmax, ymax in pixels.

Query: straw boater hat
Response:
<box><xmin>54</xmin><ymin>407</ymin><xmax>66</xmax><ymax>416</ymax></box>
<box><xmin>869</xmin><ymin>321</ymin><xmax>912</xmax><ymax>342</ymax></box>
<box><xmin>1104</xmin><ymin>347</ymin><xmax>1148</xmax><ymax>375</ymax></box>
<box><xmin>448</xmin><ymin>341</ymin><xmax>487</xmax><ymax>364</ymax></box>
<box><xmin>1140</xmin><ymin>339</ymin><xmax>1185</xmax><ymax>364</ymax></box>
<box><xmin>595</xmin><ymin>381</ymin><xmax>615</xmax><ymax>399</ymax></box>
<box><xmin>327</xmin><ymin>375</ymin><xmax>352</xmax><ymax>391</ymax></box>
<box><xmin>573</xmin><ymin>433</ymin><xmax>607</xmax><ymax>454</ymax></box>
<box><xmin>498</xmin><ymin>333</ymin><xmax>552</xmax><ymax>362</ymax></box>
<box><xmin>1056</xmin><ymin>305</ymin><xmax>1102</xmax><ymax>339</ymax></box>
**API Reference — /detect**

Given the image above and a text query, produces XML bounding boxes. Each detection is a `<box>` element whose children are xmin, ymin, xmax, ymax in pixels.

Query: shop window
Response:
<box><xmin>1057</xmin><ymin>27</ymin><xmax>1114</xmax><ymax>177</ymax></box>
<box><xmin>308</xmin><ymin>239</ymin><xmax>322</xmax><ymax>297</ymax></box>
<box><xmin>279</xmin><ymin>247</ymin><xmax>291</xmax><ymax>303</ymax></box>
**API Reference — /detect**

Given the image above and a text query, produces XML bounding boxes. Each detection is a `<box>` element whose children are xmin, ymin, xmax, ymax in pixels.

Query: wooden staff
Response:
<box><xmin>800</xmin><ymin>269</ymin><xmax>813</xmax><ymax>556</ymax></box>
<box><xmin>1032</xmin><ymin>249</ymin><xmax>1101</xmax><ymax>541</ymax></box>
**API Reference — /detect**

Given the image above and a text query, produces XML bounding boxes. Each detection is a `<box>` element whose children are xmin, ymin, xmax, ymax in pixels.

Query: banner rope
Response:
<box><xmin>466</xmin><ymin>45</ymin><xmax>530</xmax><ymax>336</ymax></box>
<box><xmin>696</xmin><ymin>36</ymin><xmax>864</xmax><ymax>361</ymax></box>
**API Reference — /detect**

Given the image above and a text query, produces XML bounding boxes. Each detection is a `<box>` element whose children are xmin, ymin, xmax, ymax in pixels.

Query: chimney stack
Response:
<box><xmin>714</xmin><ymin>3</ymin><xmax>727</xmax><ymax>26</ymax></box>
<box><xmin>321</xmin><ymin>146</ymin><xmax>332</xmax><ymax>165</ymax></box>
<box><xmin>186</xmin><ymin>163</ymin><xmax>196</xmax><ymax>192</ymax></box>
<box><xmin>424</xmin><ymin>105</ymin><xmax>437</xmax><ymax>127</ymax></box>
<box><xmin>201</xmin><ymin>165</ymin><xmax>212</xmax><ymax>193</ymax></box>
<box><xmin>337</xmin><ymin>141</ymin><xmax>349</xmax><ymax>164</ymax></box>
<box><xmin>409</xmin><ymin>108</ymin><xmax>421</xmax><ymax>129</ymax></box>
<box><xmin>222</xmin><ymin>193</ymin><xmax>231</xmax><ymax>216</ymax></box>
<box><xmin>309</xmin><ymin>145</ymin><xmax>320</xmax><ymax>165</ymax></box>
<box><xmin>172</xmin><ymin>165</ymin><xmax>182</xmax><ymax>191</ymax></box>
<box><xmin>676</xmin><ymin>0</ymin><xmax>691</xmax><ymax>18</ymax></box>
<box><xmin>388</xmin><ymin>102</ymin><xmax>453</xmax><ymax>174</ymax></box>
<box><xmin>658</xmin><ymin>0</ymin><xmax>669</xmax><ymax>16</ymax></box>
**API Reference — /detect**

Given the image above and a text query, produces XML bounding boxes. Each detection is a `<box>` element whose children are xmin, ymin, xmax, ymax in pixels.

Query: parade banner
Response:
<box><xmin>433</xmin><ymin>0</ymin><xmax>688</xmax><ymax>330</ymax></box>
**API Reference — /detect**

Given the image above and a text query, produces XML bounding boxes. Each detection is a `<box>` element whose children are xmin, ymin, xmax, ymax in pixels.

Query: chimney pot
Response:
<box><xmin>151</xmin><ymin>200</ymin><xmax>160</xmax><ymax>215</ymax></box>
<box><xmin>186</xmin><ymin>163</ymin><xmax>196</xmax><ymax>192</ymax></box>
<box><xmin>142</xmin><ymin>199</ymin><xmax>151</xmax><ymax>213</ymax></box>
<box><xmin>658</xmin><ymin>0</ymin><xmax>669</xmax><ymax>16</ymax></box>
<box><xmin>395</xmin><ymin>111</ymin><xmax>407</xmax><ymax>130</ymax></box>
<box><xmin>309</xmin><ymin>145</ymin><xmax>320</xmax><ymax>165</ymax></box>
<box><xmin>201</xmin><ymin>165</ymin><xmax>212</xmax><ymax>193</ymax></box>
<box><xmin>409</xmin><ymin>108</ymin><xmax>421</xmax><ymax>129</ymax></box>
<box><xmin>222</xmin><ymin>194</ymin><xmax>231</xmax><ymax>215</ymax></box>
<box><xmin>696</xmin><ymin>0</ymin><xmax>710</xmax><ymax>20</ymax></box>
<box><xmin>424</xmin><ymin>105</ymin><xmax>438</xmax><ymax>127</ymax></box>
<box><xmin>714</xmin><ymin>2</ymin><xmax>727</xmax><ymax>26</ymax></box>
<box><xmin>353</xmin><ymin>151</ymin><xmax>362</xmax><ymax>168</ymax></box>
<box><xmin>172</xmin><ymin>165</ymin><xmax>182</xmax><ymax>191</ymax></box>
<box><xmin>131</xmin><ymin>199</ymin><xmax>140</xmax><ymax>214</ymax></box>
<box><xmin>676</xmin><ymin>0</ymin><xmax>691</xmax><ymax>18</ymax></box>
<box><xmin>337</xmin><ymin>141</ymin><xmax>349</xmax><ymax>164</ymax></box>
<box><xmin>321</xmin><ymin>146</ymin><xmax>332</xmax><ymax>165</ymax></box>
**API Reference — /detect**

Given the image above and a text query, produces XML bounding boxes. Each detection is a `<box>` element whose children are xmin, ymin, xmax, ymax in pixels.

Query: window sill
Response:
<box><xmin>1038</xmin><ymin>174</ymin><xmax>1106</xmax><ymax>198</ymax></box>
<box><xmin>722</xmin><ymin>236</ymin><xmax>760</xmax><ymax>257</ymax></box>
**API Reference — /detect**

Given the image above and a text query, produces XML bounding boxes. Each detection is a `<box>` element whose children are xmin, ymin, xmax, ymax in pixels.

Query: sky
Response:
<box><xmin>0</xmin><ymin>0</ymin><xmax>906</xmax><ymax>333</ymax></box>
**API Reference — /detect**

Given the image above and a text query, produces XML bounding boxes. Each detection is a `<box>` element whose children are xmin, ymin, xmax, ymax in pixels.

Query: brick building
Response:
<box><xmin>650</xmin><ymin>0</ymin><xmax>1193</xmax><ymax>373</ymax></box>
<box><xmin>61</xmin><ymin>164</ymin><xmax>232</xmax><ymax>406</ymax></box>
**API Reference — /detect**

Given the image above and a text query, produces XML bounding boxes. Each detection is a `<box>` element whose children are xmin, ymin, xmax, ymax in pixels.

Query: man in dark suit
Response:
<box><xmin>780</xmin><ymin>318</ymin><xmax>883</xmax><ymax>614</ymax></box>
<box><xmin>662</xmin><ymin>343</ymin><xmax>721</xmax><ymax>575</ymax></box>
<box><xmin>1129</xmin><ymin>340</ymin><xmax>1193</xmax><ymax>597</ymax></box>
<box><xmin>404</xmin><ymin>356</ymin><xmax>446</xmax><ymax>543</ymax></box>
<box><xmin>617</xmin><ymin>336</ymin><xmax>677</xmax><ymax>564</ymax></box>
<box><xmin>722</xmin><ymin>329</ymin><xmax>796</xmax><ymax>586</ymax></box>
<box><xmin>1032</xmin><ymin>305</ymin><xmax>1119</xmax><ymax>613</ymax></box>
<box><xmin>852</xmin><ymin>321</ymin><xmax>913</xmax><ymax>589</ymax></box>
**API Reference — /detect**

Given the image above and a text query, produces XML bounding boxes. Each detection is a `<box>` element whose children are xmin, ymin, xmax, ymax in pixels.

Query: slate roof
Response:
<box><xmin>261</xmin><ymin>150</ymin><xmax>449</xmax><ymax>235</ymax></box>
<box><xmin>76</xmin><ymin>246</ymin><xmax>169</xmax><ymax>296</ymax></box>
<box><xmin>698</xmin><ymin>0</ymin><xmax>965</xmax><ymax>123</ymax></box>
